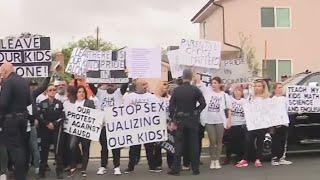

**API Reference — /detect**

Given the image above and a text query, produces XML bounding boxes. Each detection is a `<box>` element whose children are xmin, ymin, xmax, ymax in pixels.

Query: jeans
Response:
<box><xmin>29</xmin><ymin>126</ymin><xmax>40</xmax><ymax>169</ymax></box>
<box><xmin>69</xmin><ymin>135</ymin><xmax>91</xmax><ymax>171</ymax></box>
<box><xmin>206</xmin><ymin>124</ymin><xmax>224</xmax><ymax>161</ymax></box>
<box><xmin>99</xmin><ymin>127</ymin><xmax>121</xmax><ymax>168</ymax></box>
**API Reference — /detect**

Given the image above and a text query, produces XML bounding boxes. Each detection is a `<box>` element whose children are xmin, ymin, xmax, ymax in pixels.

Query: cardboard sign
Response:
<box><xmin>287</xmin><ymin>86</ymin><xmax>320</xmax><ymax>113</ymax></box>
<box><xmin>179</xmin><ymin>39</ymin><xmax>221</xmax><ymax>69</ymax></box>
<box><xmin>0</xmin><ymin>37</ymin><xmax>51</xmax><ymax>77</ymax></box>
<box><xmin>64</xmin><ymin>104</ymin><xmax>104</xmax><ymax>141</ymax></box>
<box><xmin>199</xmin><ymin>58</ymin><xmax>253</xmax><ymax>86</ymax></box>
<box><xmin>244</xmin><ymin>98</ymin><xmax>290</xmax><ymax>131</ymax></box>
<box><xmin>86</xmin><ymin>49</ymin><xmax>129</xmax><ymax>84</ymax></box>
<box><xmin>105</xmin><ymin>102</ymin><xmax>167</xmax><ymax>149</ymax></box>
<box><xmin>126</xmin><ymin>48</ymin><xmax>161</xmax><ymax>78</ymax></box>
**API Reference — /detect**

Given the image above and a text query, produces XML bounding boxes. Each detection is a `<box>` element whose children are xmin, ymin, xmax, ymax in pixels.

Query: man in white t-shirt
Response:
<box><xmin>123</xmin><ymin>79</ymin><xmax>162</xmax><ymax>174</ymax></box>
<box><xmin>54</xmin><ymin>80</ymin><xmax>68</xmax><ymax>103</ymax></box>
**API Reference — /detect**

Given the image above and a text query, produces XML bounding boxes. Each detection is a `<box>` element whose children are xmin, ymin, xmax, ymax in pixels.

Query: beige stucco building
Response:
<box><xmin>192</xmin><ymin>0</ymin><xmax>320</xmax><ymax>81</ymax></box>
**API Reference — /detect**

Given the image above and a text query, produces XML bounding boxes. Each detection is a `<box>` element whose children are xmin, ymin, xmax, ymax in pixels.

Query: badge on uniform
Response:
<box><xmin>54</xmin><ymin>103</ymin><xmax>60</xmax><ymax>110</ymax></box>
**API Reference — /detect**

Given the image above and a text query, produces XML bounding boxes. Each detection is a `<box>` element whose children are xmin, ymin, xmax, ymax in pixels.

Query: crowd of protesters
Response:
<box><xmin>0</xmin><ymin>59</ymin><xmax>293</xmax><ymax>179</ymax></box>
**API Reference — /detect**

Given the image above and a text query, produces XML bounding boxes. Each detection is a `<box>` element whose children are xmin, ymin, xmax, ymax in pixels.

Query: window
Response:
<box><xmin>202</xmin><ymin>22</ymin><xmax>207</xmax><ymax>38</ymax></box>
<box><xmin>302</xmin><ymin>74</ymin><xmax>320</xmax><ymax>86</ymax></box>
<box><xmin>263</xmin><ymin>59</ymin><xmax>292</xmax><ymax>81</ymax></box>
<box><xmin>261</xmin><ymin>7</ymin><xmax>291</xmax><ymax>27</ymax></box>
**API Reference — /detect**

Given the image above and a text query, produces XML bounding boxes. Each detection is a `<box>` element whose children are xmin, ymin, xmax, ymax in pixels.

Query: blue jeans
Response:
<box><xmin>29</xmin><ymin>126</ymin><xmax>40</xmax><ymax>168</ymax></box>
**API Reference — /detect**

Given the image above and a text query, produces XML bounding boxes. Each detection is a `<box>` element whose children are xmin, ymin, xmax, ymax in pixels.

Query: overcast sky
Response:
<box><xmin>0</xmin><ymin>0</ymin><xmax>208</xmax><ymax>50</ymax></box>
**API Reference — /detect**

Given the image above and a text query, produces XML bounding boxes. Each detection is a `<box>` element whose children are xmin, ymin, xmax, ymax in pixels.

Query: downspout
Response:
<box><xmin>211</xmin><ymin>0</ymin><xmax>242</xmax><ymax>56</ymax></box>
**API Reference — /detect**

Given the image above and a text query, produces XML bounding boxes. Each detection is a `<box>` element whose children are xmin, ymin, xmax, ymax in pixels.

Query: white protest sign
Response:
<box><xmin>287</xmin><ymin>86</ymin><xmax>320</xmax><ymax>113</ymax></box>
<box><xmin>199</xmin><ymin>58</ymin><xmax>253</xmax><ymax>86</ymax></box>
<box><xmin>244</xmin><ymin>98</ymin><xmax>289</xmax><ymax>131</ymax></box>
<box><xmin>65</xmin><ymin>48</ymin><xmax>88</xmax><ymax>77</ymax></box>
<box><xmin>126</xmin><ymin>48</ymin><xmax>161</xmax><ymax>78</ymax></box>
<box><xmin>0</xmin><ymin>37</ymin><xmax>52</xmax><ymax>77</ymax></box>
<box><xmin>105</xmin><ymin>102</ymin><xmax>167</xmax><ymax>149</ymax></box>
<box><xmin>179</xmin><ymin>39</ymin><xmax>221</xmax><ymax>69</ymax></box>
<box><xmin>64</xmin><ymin>104</ymin><xmax>104</xmax><ymax>141</ymax></box>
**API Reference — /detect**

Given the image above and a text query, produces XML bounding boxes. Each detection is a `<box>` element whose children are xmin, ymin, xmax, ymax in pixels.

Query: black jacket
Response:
<box><xmin>169</xmin><ymin>82</ymin><xmax>206</xmax><ymax>120</ymax></box>
<box><xmin>0</xmin><ymin>72</ymin><xmax>31</xmax><ymax>115</ymax></box>
<box><xmin>83</xmin><ymin>99</ymin><xmax>95</xmax><ymax>109</ymax></box>
<box><xmin>38</xmin><ymin>98</ymin><xmax>64</xmax><ymax>128</ymax></box>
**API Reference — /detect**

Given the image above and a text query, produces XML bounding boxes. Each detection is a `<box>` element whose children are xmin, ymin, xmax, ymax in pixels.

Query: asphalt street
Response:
<box><xmin>24</xmin><ymin>153</ymin><xmax>320</xmax><ymax>180</ymax></box>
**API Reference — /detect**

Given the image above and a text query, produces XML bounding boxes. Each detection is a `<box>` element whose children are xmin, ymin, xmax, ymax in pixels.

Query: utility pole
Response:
<box><xmin>96</xmin><ymin>26</ymin><xmax>100</xmax><ymax>50</ymax></box>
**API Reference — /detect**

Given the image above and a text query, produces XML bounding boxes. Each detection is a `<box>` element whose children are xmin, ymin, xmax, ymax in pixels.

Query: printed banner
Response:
<box><xmin>126</xmin><ymin>48</ymin><xmax>161</xmax><ymax>78</ymax></box>
<box><xmin>287</xmin><ymin>86</ymin><xmax>320</xmax><ymax>113</ymax></box>
<box><xmin>244</xmin><ymin>98</ymin><xmax>289</xmax><ymax>131</ymax></box>
<box><xmin>64</xmin><ymin>104</ymin><xmax>104</xmax><ymax>141</ymax></box>
<box><xmin>179</xmin><ymin>39</ymin><xmax>221</xmax><ymax>69</ymax></box>
<box><xmin>156</xmin><ymin>130</ymin><xmax>175</xmax><ymax>154</ymax></box>
<box><xmin>105</xmin><ymin>102</ymin><xmax>167</xmax><ymax>149</ymax></box>
<box><xmin>86</xmin><ymin>49</ymin><xmax>129</xmax><ymax>83</ymax></box>
<box><xmin>0</xmin><ymin>37</ymin><xmax>51</xmax><ymax>77</ymax></box>
<box><xmin>199</xmin><ymin>58</ymin><xmax>253</xmax><ymax>86</ymax></box>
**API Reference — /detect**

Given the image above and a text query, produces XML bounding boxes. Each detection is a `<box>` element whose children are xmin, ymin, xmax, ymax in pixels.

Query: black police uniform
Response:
<box><xmin>0</xmin><ymin>72</ymin><xmax>31</xmax><ymax>180</ymax></box>
<box><xmin>169</xmin><ymin>82</ymin><xmax>206</xmax><ymax>175</ymax></box>
<box><xmin>37</xmin><ymin>98</ymin><xmax>64</xmax><ymax>178</ymax></box>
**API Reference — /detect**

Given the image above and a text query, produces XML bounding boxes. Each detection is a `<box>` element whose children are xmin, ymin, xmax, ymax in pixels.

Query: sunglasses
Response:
<box><xmin>48</xmin><ymin>88</ymin><xmax>57</xmax><ymax>92</ymax></box>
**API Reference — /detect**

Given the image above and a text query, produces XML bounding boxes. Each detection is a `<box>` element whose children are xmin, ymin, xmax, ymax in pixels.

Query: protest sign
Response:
<box><xmin>156</xmin><ymin>130</ymin><xmax>175</xmax><ymax>154</ymax></box>
<box><xmin>244</xmin><ymin>98</ymin><xmax>290</xmax><ymax>131</ymax></box>
<box><xmin>167</xmin><ymin>49</ymin><xmax>215</xmax><ymax>79</ymax></box>
<box><xmin>65</xmin><ymin>48</ymin><xmax>88</xmax><ymax>77</ymax></box>
<box><xmin>64</xmin><ymin>104</ymin><xmax>104</xmax><ymax>141</ymax></box>
<box><xmin>0</xmin><ymin>37</ymin><xmax>51</xmax><ymax>77</ymax></box>
<box><xmin>86</xmin><ymin>49</ymin><xmax>129</xmax><ymax>84</ymax></box>
<box><xmin>126</xmin><ymin>48</ymin><xmax>161</xmax><ymax>78</ymax></box>
<box><xmin>179</xmin><ymin>39</ymin><xmax>221</xmax><ymax>69</ymax></box>
<box><xmin>105</xmin><ymin>102</ymin><xmax>167</xmax><ymax>149</ymax></box>
<box><xmin>199</xmin><ymin>58</ymin><xmax>253</xmax><ymax>86</ymax></box>
<box><xmin>287</xmin><ymin>86</ymin><xmax>320</xmax><ymax>113</ymax></box>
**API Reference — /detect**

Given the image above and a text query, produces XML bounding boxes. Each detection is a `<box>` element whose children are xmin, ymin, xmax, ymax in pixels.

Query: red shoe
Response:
<box><xmin>255</xmin><ymin>159</ymin><xmax>262</xmax><ymax>168</ymax></box>
<box><xmin>235</xmin><ymin>160</ymin><xmax>248</xmax><ymax>168</ymax></box>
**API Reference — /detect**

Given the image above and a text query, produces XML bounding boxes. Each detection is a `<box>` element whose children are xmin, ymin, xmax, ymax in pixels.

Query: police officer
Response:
<box><xmin>168</xmin><ymin>69</ymin><xmax>206</xmax><ymax>176</ymax></box>
<box><xmin>0</xmin><ymin>62</ymin><xmax>31</xmax><ymax>180</ymax></box>
<box><xmin>37</xmin><ymin>85</ymin><xmax>64</xmax><ymax>179</ymax></box>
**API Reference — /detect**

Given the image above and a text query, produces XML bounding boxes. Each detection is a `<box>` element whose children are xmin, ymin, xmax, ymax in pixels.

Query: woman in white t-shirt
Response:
<box><xmin>270</xmin><ymin>83</ymin><xmax>292</xmax><ymax>166</ymax></box>
<box><xmin>224</xmin><ymin>85</ymin><xmax>247</xmax><ymax>165</ymax></box>
<box><xmin>196</xmin><ymin>76</ymin><xmax>231</xmax><ymax>170</ymax></box>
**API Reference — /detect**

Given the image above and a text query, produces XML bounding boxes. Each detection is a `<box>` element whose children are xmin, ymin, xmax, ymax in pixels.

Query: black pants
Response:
<box><xmin>3</xmin><ymin>114</ymin><xmax>28</xmax><ymax>180</ymax></box>
<box><xmin>99</xmin><ymin>127</ymin><xmax>121</xmax><ymax>168</ymax></box>
<box><xmin>271</xmin><ymin>126</ymin><xmax>288</xmax><ymax>159</ymax></box>
<box><xmin>39</xmin><ymin>127</ymin><xmax>64</xmax><ymax>175</ymax></box>
<box><xmin>244</xmin><ymin>129</ymin><xmax>267</xmax><ymax>161</ymax></box>
<box><xmin>69</xmin><ymin>136</ymin><xmax>91</xmax><ymax>171</ymax></box>
<box><xmin>128</xmin><ymin>143</ymin><xmax>159</xmax><ymax>170</ymax></box>
<box><xmin>183</xmin><ymin>124</ymin><xmax>203</xmax><ymax>167</ymax></box>
<box><xmin>225</xmin><ymin>125</ymin><xmax>246</xmax><ymax>159</ymax></box>
<box><xmin>172</xmin><ymin>121</ymin><xmax>200</xmax><ymax>173</ymax></box>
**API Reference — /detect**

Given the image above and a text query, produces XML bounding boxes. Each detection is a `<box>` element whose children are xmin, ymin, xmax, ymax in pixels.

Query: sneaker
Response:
<box><xmin>81</xmin><ymin>171</ymin><xmax>87</xmax><ymax>177</ymax></box>
<box><xmin>255</xmin><ymin>159</ymin><xmax>263</xmax><ymax>168</ymax></box>
<box><xmin>124</xmin><ymin>168</ymin><xmax>134</xmax><ymax>174</ymax></box>
<box><xmin>215</xmin><ymin>160</ymin><xmax>222</xmax><ymax>169</ymax></box>
<box><xmin>181</xmin><ymin>166</ymin><xmax>190</xmax><ymax>171</ymax></box>
<box><xmin>235</xmin><ymin>160</ymin><xmax>249</xmax><ymax>168</ymax></box>
<box><xmin>96</xmin><ymin>167</ymin><xmax>107</xmax><ymax>175</ymax></box>
<box><xmin>0</xmin><ymin>174</ymin><xmax>7</xmax><ymax>180</ymax></box>
<box><xmin>167</xmin><ymin>170</ymin><xmax>180</xmax><ymax>176</ymax></box>
<box><xmin>114</xmin><ymin>167</ymin><xmax>122</xmax><ymax>175</ymax></box>
<box><xmin>279</xmin><ymin>159</ymin><xmax>292</xmax><ymax>165</ymax></box>
<box><xmin>35</xmin><ymin>167</ymin><xmax>40</xmax><ymax>175</ymax></box>
<box><xmin>68</xmin><ymin>168</ymin><xmax>77</xmax><ymax>177</ymax></box>
<box><xmin>271</xmin><ymin>158</ymin><xmax>280</xmax><ymax>166</ymax></box>
<box><xmin>210</xmin><ymin>160</ymin><xmax>215</xmax><ymax>169</ymax></box>
<box><xmin>149</xmin><ymin>167</ymin><xmax>162</xmax><ymax>173</ymax></box>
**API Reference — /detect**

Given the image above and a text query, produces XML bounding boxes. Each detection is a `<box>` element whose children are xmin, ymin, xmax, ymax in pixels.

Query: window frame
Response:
<box><xmin>202</xmin><ymin>21</ymin><xmax>207</xmax><ymax>38</ymax></box>
<box><xmin>263</xmin><ymin>59</ymin><xmax>293</xmax><ymax>82</ymax></box>
<box><xmin>261</xmin><ymin>6</ymin><xmax>292</xmax><ymax>29</ymax></box>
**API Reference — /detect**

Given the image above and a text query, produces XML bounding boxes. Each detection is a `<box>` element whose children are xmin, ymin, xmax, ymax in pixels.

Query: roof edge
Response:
<box><xmin>191</xmin><ymin>0</ymin><xmax>214</xmax><ymax>23</ymax></box>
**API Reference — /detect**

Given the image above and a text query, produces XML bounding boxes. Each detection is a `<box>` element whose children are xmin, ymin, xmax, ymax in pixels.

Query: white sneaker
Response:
<box><xmin>96</xmin><ymin>167</ymin><xmax>107</xmax><ymax>175</ymax></box>
<box><xmin>0</xmin><ymin>174</ymin><xmax>7</xmax><ymax>180</ymax></box>
<box><xmin>279</xmin><ymin>159</ymin><xmax>292</xmax><ymax>165</ymax></box>
<box><xmin>215</xmin><ymin>160</ymin><xmax>222</xmax><ymax>169</ymax></box>
<box><xmin>34</xmin><ymin>167</ymin><xmax>39</xmax><ymax>174</ymax></box>
<box><xmin>114</xmin><ymin>167</ymin><xmax>122</xmax><ymax>175</ymax></box>
<box><xmin>210</xmin><ymin>160</ymin><xmax>215</xmax><ymax>169</ymax></box>
<box><xmin>271</xmin><ymin>160</ymin><xmax>280</xmax><ymax>166</ymax></box>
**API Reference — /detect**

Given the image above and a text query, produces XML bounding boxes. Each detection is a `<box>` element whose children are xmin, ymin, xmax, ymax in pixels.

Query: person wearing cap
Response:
<box><xmin>168</xmin><ymin>69</ymin><xmax>206</xmax><ymax>176</ymax></box>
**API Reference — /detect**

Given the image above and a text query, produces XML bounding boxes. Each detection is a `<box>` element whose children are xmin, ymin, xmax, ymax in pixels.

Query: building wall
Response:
<box><xmin>199</xmin><ymin>0</ymin><xmax>320</xmax><ymax>76</ymax></box>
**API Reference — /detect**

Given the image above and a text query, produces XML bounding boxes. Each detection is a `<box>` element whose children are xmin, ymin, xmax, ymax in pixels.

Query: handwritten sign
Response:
<box><xmin>287</xmin><ymin>86</ymin><xmax>320</xmax><ymax>113</ymax></box>
<box><xmin>64</xmin><ymin>104</ymin><xmax>104</xmax><ymax>141</ymax></box>
<box><xmin>0</xmin><ymin>37</ymin><xmax>51</xmax><ymax>77</ymax></box>
<box><xmin>65</xmin><ymin>48</ymin><xmax>88</xmax><ymax>77</ymax></box>
<box><xmin>179</xmin><ymin>39</ymin><xmax>221</xmax><ymax>69</ymax></box>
